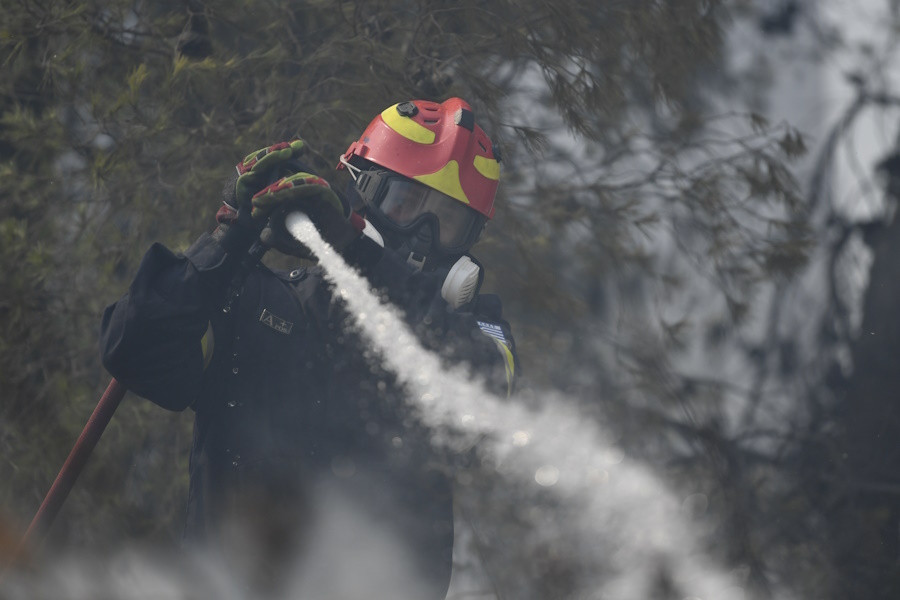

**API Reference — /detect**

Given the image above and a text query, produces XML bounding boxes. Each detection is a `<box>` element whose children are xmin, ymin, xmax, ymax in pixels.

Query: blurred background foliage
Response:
<box><xmin>0</xmin><ymin>0</ymin><xmax>897</xmax><ymax>598</ymax></box>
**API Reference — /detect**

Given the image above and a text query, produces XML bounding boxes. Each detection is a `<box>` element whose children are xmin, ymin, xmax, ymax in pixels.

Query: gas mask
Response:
<box><xmin>346</xmin><ymin>165</ymin><xmax>485</xmax><ymax>309</ymax></box>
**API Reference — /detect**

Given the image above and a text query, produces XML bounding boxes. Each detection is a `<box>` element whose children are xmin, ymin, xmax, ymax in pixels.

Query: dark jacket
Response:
<box><xmin>99</xmin><ymin>229</ymin><xmax>517</xmax><ymax>596</ymax></box>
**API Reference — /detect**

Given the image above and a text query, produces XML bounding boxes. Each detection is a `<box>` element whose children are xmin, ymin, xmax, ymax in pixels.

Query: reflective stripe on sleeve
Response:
<box><xmin>492</xmin><ymin>338</ymin><xmax>516</xmax><ymax>398</ymax></box>
<box><xmin>200</xmin><ymin>321</ymin><xmax>214</xmax><ymax>370</ymax></box>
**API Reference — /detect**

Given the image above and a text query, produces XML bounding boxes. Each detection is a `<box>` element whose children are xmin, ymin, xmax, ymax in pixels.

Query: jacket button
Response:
<box><xmin>232</xmin><ymin>367</ymin><xmax>239</xmax><ymax>375</ymax></box>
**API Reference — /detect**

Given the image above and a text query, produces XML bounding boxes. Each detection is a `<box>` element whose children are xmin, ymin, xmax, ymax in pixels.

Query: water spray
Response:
<box><xmin>0</xmin><ymin>214</ymin><xmax>778</xmax><ymax>599</ymax></box>
<box><xmin>285</xmin><ymin>213</ymin><xmax>767</xmax><ymax>600</ymax></box>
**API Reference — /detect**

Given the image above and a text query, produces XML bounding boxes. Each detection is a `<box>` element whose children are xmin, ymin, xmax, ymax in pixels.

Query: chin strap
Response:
<box><xmin>406</xmin><ymin>251</ymin><xmax>428</xmax><ymax>271</ymax></box>
<box><xmin>404</xmin><ymin>224</ymin><xmax>435</xmax><ymax>271</ymax></box>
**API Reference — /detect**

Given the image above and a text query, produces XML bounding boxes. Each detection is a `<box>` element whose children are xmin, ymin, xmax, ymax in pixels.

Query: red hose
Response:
<box><xmin>8</xmin><ymin>378</ymin><xmax>127</xmax><ymax>567</ymax></box>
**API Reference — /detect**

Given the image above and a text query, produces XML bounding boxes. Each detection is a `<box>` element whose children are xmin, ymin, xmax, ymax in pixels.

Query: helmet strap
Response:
<box><xmin>404</xmin><ymin>225</ymin><xmax>434</xmax><ymax>271</ymax></box>
<box><xmin>406</xmin><ymin>251</ymin><xmax>428</xmax><ymax>271</ymax></box>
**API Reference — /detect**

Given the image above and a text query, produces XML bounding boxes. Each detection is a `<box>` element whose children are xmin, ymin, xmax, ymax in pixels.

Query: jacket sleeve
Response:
<box><xmin>99</xmin><ymin>231</ymin><xmax>242</xmax><ymax>411</ymax></box>
<box><xmin>421</xmin><ymin>293</ymin><xmax>519</xmax><ymax>398</ymax></box>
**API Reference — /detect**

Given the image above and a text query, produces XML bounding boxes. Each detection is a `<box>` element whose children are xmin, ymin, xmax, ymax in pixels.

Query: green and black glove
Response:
<box><xmin>234</xmin><ymin>139</ymin><xmax>307</xmax><ymax>207</ymax></box>
<box><xmin>215</xmin><ymin>139</ymin><xmax>308</xmax><ymax>255</ymax></box>
<box><xmin>216</xmin><ymin>139</ymin><xmax>361</xmax><ymax>258</ymax></box>
<box><xmin>251</xmin><ymin>170</ymin><xmax>363</xmax><ymax>257</ymax></box>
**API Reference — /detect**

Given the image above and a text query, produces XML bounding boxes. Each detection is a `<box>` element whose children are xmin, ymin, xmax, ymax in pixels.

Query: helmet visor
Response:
<box><xmin>376</xmin><ymin>178</ymin><xmax>483</xmax><ymax>249</ymax></box>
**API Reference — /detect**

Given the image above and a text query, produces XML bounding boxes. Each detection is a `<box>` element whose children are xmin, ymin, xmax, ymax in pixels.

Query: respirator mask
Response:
<box><xmin>345</xmin><ymin>162</ymin><xmax>485</xmax><ymax>308</ymax></box>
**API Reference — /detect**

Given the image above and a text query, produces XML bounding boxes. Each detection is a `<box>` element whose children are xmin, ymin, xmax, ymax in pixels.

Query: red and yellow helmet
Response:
<box><xmin>340</xmin><ymin>97</ymin><xmax>501</xmax><ymax>219</ymax></box>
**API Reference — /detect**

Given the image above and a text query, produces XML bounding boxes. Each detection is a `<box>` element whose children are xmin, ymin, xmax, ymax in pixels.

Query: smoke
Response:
<box><xmin>0</xmin><ymin>216</ymin><xmax>786</xmax><ymax>599</ymax></box>
<box><xmin>1</xmin><ymin>481</ymin><xmax>438</xmax><ymax>600</ymax></box>
<box><xmin>1</xmin><ymin>548</ymin><xmax>239</xmax><ymax>600</ymax></box>
<box><xmin>286</xmin><ymin>213</ymin><xmax>783</xmax><ymax>599</ymax></box>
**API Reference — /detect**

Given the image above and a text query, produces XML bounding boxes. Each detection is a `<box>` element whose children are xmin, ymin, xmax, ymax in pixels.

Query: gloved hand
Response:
<box><xmin>251</xmin><ymin>171</ymin><xmax>363</xmax><ymax>256</ymax></box>
<box><xmin>234</xmin><ymin>139</ymin><xmax>307</xmax><ymax>209</ymax></box>
<box><xmin>215</xmin><ymin>140</ymin><xmax>308</xmax><ymax>255</ymax></box>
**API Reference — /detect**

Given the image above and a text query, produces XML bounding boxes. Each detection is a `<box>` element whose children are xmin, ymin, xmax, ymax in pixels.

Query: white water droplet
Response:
<box><xmin>534</xmin><ymin>465</ymin><xmax>559</xmax><ymax>487</ymax></box>
<box><xmin>512</xmin><ymin>430</ymin><xmax>530</xmax><ymax>446</ymax></box>
<box><xmin>603</xmin><ymin>446</ymin><xmax>625</xmax><ymax>465</ymax></box>
<box><xmin>591</xmin><ymin>468</ymin><xmax>610</xmax><ymax>484</ymax></box>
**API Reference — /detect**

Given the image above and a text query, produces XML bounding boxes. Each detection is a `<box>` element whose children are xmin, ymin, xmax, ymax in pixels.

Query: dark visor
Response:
<box><xmin>373</xmin><ymin>178</ymin><xmax>483</xmax><ymax>249</ymax></box>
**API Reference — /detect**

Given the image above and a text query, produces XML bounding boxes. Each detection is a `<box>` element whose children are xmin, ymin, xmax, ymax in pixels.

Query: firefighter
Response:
<box><xmin>100</xmin><ymin>97</ymin><xmax>517</xmax><ymax>598</ymax></box>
